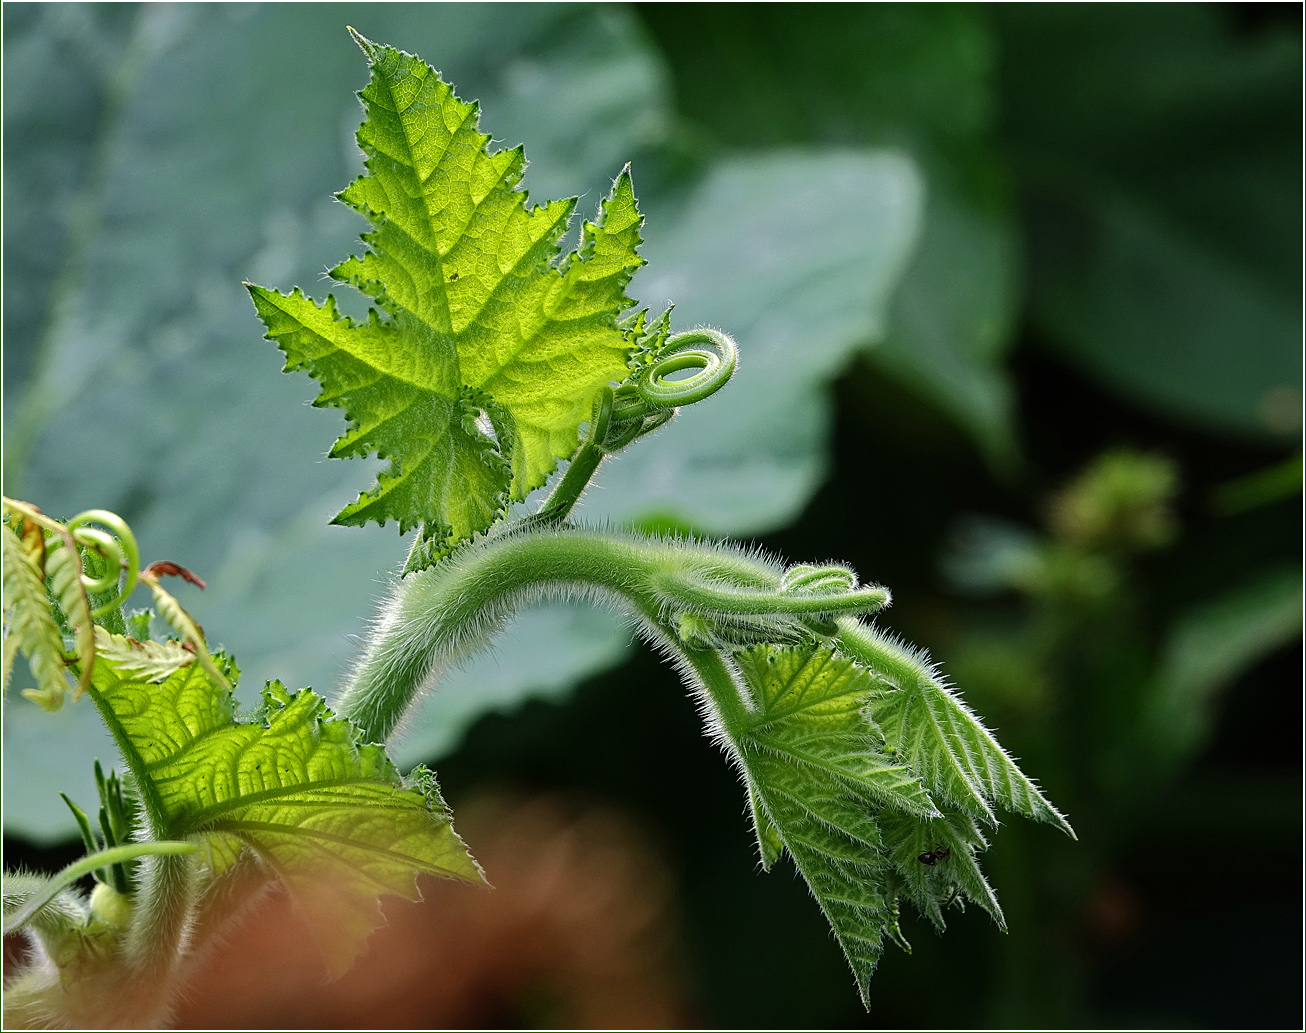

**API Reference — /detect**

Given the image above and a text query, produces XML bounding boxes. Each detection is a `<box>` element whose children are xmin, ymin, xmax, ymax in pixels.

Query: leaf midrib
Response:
<box><xmin>176</xmin><ymin>776</ymin><xmax>416</xmax><ymax>830</ymax></box>
<box><xmin>210</xmin><ymin>818</ymin><xmax>462</xmax><ymax>878</ymax></box>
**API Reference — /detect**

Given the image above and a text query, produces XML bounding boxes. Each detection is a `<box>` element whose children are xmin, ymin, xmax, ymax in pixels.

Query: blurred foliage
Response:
<box><xmin>166</xmin><ymin>793</ymin><xmax>694</xmax><ymax>1029</ymax></box>
<box><xmin>635</xmin><ymin>3</ymin><xmax>1024</xmax><ymax>463</ymax></box>
<box><xmin>995</xmin><ymin>4</ymin><xmax>1302</xmax><ymax>440</ymax></box>
<box><xmin>3</xmin><ymin>2</ymin><xmax>1302</xmax><ymax>1028</ymax></box>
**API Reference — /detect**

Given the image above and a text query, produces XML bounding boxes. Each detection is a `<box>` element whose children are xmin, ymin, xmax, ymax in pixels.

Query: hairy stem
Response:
<box><xmin>339</xmin><ymin>529</ymin><xmax>667</xmax><ymax>742</ymax></box>
<box><xmin>121</xmin><ymin>851</ymin><xmax>200</xmax><ymax>978</ymax></box>
<box><xmin>675</xmin><ymin>642</ymin><xmax>752</xmax><ymax>740</ymax></box>
<box><xmin>834</xmin><ymin>616</ymin><xmax>932</xmax><ymax>688</ymax></box>
<box><xmin>526</xmin><ymin>389</ymin><xmax>614</xmax><ymax>527</ymax></box>
<box><xmin>2</xmin><ymin>842</ymin><xmax>195</xmax><ymax>937</ymax></box>
<box><xmin>339</xmin><ymin>525</ymin><xmax>883</xmax><ymax>745</ymax></box>
<box><xmin>81</xmin><ymin>683</ymin><xmax>206</xmax><ymax>991</ymax></box>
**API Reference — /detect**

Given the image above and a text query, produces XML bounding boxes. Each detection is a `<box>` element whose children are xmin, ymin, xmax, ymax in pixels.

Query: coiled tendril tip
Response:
<box><xmin>67</xmin><ymin>509</ymin><xmax>140</xmax><ymax>616</ymax></box>
<box><xmin>614</xmin><ymin>328</ymin><xmax>739</xmax><ymax>424</ymax></box>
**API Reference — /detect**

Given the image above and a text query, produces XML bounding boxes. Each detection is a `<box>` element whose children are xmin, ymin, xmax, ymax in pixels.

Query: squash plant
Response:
<box><xmin>1</xmin><ymin>31</ymin><xmax>1072</xmax><ymax>1027</ymax></box>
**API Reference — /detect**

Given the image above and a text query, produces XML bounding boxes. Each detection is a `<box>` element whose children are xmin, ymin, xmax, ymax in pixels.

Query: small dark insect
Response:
<box><xmin>448</xmin><ymin>271</ymin><xmax>459</xmax><ymax>281</ymax></box>
<box><xmin>917</xmin><ymin>851</ymin><xmax>937</xmax><ymax>866</ymax></box>
<box><xmin>917</xmin><ymin>846</ymin><xmax>951</xmax><ymax>866</ymax></box>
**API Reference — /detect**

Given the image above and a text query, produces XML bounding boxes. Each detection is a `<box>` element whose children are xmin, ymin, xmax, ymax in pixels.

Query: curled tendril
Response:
<box><xmin>72</xmin><ymin>528</ymin><xmax>124</xmax><ymax>594</ymax></box>
<box><xmin>612</xmin><ymin>328</ymin><xmax>739</xmax><ymax>424</ymax></box>
<box><xmin>525</xmin><ymin>329</ymin><xmax>739</xmax><ymax>531</ymax></box>
<box><xmin>66</xmin><ymin>510</ymin><xmax>140</xmax><ymax>616</ymax></box>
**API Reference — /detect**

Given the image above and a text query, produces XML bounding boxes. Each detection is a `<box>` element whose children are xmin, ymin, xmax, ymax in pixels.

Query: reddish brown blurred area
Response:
<box><xmin>171</xmin><ymin>794</ymin><xmax>695</xmax><ymax>1029</ymax></box>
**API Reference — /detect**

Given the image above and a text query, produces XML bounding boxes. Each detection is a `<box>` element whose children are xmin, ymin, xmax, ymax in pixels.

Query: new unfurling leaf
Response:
<box><xmin>92</xmin><ymin>627</ymin><xmax>194</xmax><ymax>684</ymax></box>
<box><xmin>840</xmin><ymin>621</ymin><xmax>1072</xmax><ymax>834</ymax></box>
<box><xmin>731</xmin><ymin>644</ymin><xmax>931</xmax><ymax>1004</ymax></box>
<box><xmin>2</xmin><ymin>518</ymin><xmax>67</xmax><ymax>709</ymax></box>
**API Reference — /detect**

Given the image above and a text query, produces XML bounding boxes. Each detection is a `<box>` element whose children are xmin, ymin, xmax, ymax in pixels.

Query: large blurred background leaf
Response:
<box><xmin>640</xmin><ymin>3</ymin><xmax>1022</xmax><ymax>463</ymax></box>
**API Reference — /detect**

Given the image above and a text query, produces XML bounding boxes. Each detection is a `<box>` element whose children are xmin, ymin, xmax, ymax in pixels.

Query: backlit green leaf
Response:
<box><xmin>248</xmin><ymin>33</ymin><xmax>644</xmax><ymax>560</ymax></box>
<box><xmin>88</xmin><ymin>652</ymin><xmax>482</xmax><ymax>973</ymax></box>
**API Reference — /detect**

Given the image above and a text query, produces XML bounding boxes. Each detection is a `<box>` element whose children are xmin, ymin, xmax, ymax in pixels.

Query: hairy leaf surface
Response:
<box><xmin>879</xmin><ymin>808</ymin><xmax>1002</xmax><ymax>933</ymax></box>
<box><xmin>88</xmin><ymin>652</ymin><xmax>482</xmax><ymax>972</ymax></box>
<box><xmin>248</xmin><ymin>33</ymin><xmax>644</xmax><ymax>561</ymax></box>
<box><xmin>92</xmin><ymin>627</ymin><xmax>193</xmax><ymax>684</ymax></box>
<box><xmin>731</xmin><ymin>644</ymin><xmax>938</xmax><ymax>1006</ymax></box>
<box><xmin>869</xmin><ymin>663</ymin><xmax>1073</xmax><ymax>835</ymax></box>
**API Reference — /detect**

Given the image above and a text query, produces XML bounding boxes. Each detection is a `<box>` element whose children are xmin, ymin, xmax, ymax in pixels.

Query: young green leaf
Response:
<box><xmin>2</xmin><ymin>520</ymin><xmax>68</xmax><ymax>710</ymax></box>
<box><xmin>138</xmin><ymin>570</ymin><xmax>231</xmax><ymax>693</ymax></box>
<box><xmin>837</xmin><ymin>620</ymin><xmax>1072</xmax><ymax>835</ymax></box>
<box><xmin>45</xmin><ymin>533</ymin><xmax>95</xmax><ymax>699</ymax></box>
<box><xmin>878</xmin><ymin>808</ymin><xmax>1003</xmax><ymax>934</ymax></box>
<box><xmin>88</xmin><ymin>653</ymin><xmax>483</xmax><ymax>973</ymax></box>
<box><xmin>868</xmin><ymin>661</ymin><xmax>1072</xmax><ymax>835</ymax></box>
<box><xmin>736</xmin><ymin>645</ymin><xmax>939</xmax><ymax>820</ymax></box>
<box><xmin>248</xmin><ymin>32</ymin><xmax>645</xmax><ymax>563</ymax></box>
<box><xmin>92</xmin><ymin>626</ymin><xmax>194</xmax><ymax>684</ymax></box>
<box><xmin>730</xmin><ymin>644</ymin><xmax>938</xmax><ymax>1006</ymax></box>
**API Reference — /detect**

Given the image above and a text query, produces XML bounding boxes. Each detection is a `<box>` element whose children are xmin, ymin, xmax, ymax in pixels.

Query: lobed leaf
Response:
<box><xmin>736</xmin><ymin>646</ymin><xmax>939</xmax><ymax>820</ymax></box>
<box><xmin>88</xmin><ymin>653</ymin><xmax>482</xmax><ymax>974</ymax></box>
<box><xmin>248</xmin><ymin>33</ymin><xmax>645</xmax><ymax>563</ymax></box>
<box><xmin>730</xmin><ymin>644</ymin><xmax>938</xmax><ymax>1006</ymax></box>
